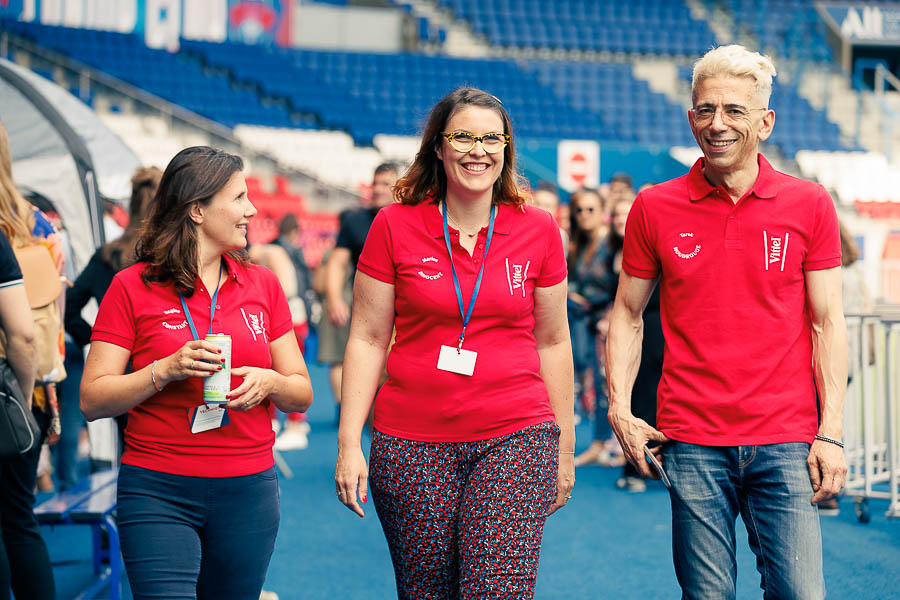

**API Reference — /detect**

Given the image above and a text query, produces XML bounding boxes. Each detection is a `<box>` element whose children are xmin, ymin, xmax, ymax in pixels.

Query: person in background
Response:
<box><xmin>532</xmin><ymin>180</ymin><xmax>568</xmax><ymax>250</ymax></box>
<box><xmin>102</xmin><ymin>198</ymin><xmax>124</xmax><ymax>243</ymax></box>
<box><xmin>817</xmin><ymin>222</ymin><xmax>870</xmax><ymax>516</ymax></box>
<box><xmin>335</xmin><ymin>88</ymin><xmax>574</xmax><ymax>599</ymax></box>
<box><xmin>608</xmin><ymin>172</ymin><xmax>635</xmax><ymax>204</ymax></box>
<box><xmin>251</xmin><ymin>213</ymin><xmax>315</xmax><ymax>451</ymax></box>
<box><xmin>61</xmin><ymin>167</ymin><xmax>162</xmax><ymax>487</ymax></box>
<box><xmin>80</xmin><ymin>147</ymin><xmax>313</xmax><ymax>599</ymax></box>
<box><xmin>0</xmin><ymin>127</ymin><xmax>56</xmax><ymax>600</ymax></box>
<box><xmin>567</xmin><ymin>187</ymin><xmax>622</xmax><ymax>465</ymax></box>
<box><xmin>592</xmin><ymin>195</ymin><xmax>661</xmax><ymax>493</ymax></box>
<box><xmin>0</xmin><ymin>123</ymin><xmax>66</xmax><ymax>493</ymax></box>
<box><xmin>319</xmin><ymin>163</ymin><xmax>400</xmax><ymax>414</ymax></box>
<box><xmin>607</xmin><ymin>45</ymin><xmax>847</xmax><ymax>598</ymax></box>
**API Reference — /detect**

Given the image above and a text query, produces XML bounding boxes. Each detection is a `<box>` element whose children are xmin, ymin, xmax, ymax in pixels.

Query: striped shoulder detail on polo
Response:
<box><xmin>0</xmin><ymin>278</ymin><xmax>24</xmax><ymax>289</ymax></box>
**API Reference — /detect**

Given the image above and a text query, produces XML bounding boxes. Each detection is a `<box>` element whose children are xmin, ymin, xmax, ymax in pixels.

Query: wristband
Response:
<box><xmin>151</xmin><ymin>360</ymin><xmax>163</xmax><ymax>392</ymax></box>
<box><xmin>559</xmin><ymin>450</ymin><xmax>575</xmax><ymax>454</ymax></box>
<box><xmin>814</xmin><ymin>434</ymin><xmax>844</xmax><ymax>448</ymax></box>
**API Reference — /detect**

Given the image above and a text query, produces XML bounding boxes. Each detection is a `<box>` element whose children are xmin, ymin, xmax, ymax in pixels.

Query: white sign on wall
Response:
<box><xmin>557</xmin><ymin>140</ymin><xmax>600</xmax><ymax>192</ymax></box>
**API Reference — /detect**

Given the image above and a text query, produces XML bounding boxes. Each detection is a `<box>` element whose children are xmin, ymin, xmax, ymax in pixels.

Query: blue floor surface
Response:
<box><xmin>47</xmin><ymin>361</ymin><xmax>900</xmax><ymax>599</ymax></box>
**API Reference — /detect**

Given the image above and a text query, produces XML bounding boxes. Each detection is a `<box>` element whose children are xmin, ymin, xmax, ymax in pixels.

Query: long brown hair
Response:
<box><xmin>567</xmin><ymin>187</ymin><xmax>603</xmax><ymax>272</ymax></box>
<box><xmin>393</xmin><ymin>87</ymin><xmax>526</xmax><ymax>208</ymax></box>
<box><xmin>0</xmin><ymin>122</ymin><xmax>36</xmax><ymax>247</ymax></box>
<box><xmin>135</xmin><ymin>147</ymin><xmax>246</xmax><ymax>296</ymax></box>
<box><xmin>101</xmin><ymin>166</ymin><xmax>162</xmax><ymax>272</ymax></box>
<box><xmin>839</xmin><ymin>221</ymin><xmax>859</xmax><ymax>267</ymax></box>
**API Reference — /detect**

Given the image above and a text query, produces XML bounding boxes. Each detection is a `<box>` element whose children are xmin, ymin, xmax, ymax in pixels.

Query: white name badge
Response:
<box><xmin>187</xmin><ymin>405</ymin><xmax>230</xmax><ymax>434</ymax></box>
<box><xmin>437</xmin><ymin>345</ymin><xmax>477</xmax><ymax>376</ymax></box>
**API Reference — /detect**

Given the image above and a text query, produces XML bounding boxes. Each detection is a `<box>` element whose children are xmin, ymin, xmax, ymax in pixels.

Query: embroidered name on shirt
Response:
<box><xmin>505</xmin><ymin>258</ymin><xmax>530</xmax><ymax>297</ymax></box>
<box><xmin>161</xmin><ymin>307</ymin><xmax>187</xmax><ymax>330</ymax></box>
<box><xmin>417</xmin><ymin>270</ymin><xmax>443</xmax><ymax>280</ymax></box>
<box><xmin>763</xmin><ymin>230</ymin><xmax>789</xmax><ymax>272</ymax></box>
<box><xmin>418</xmin><ymin>256</ymin><xmax>442</xmax><ymax>279</ymax></box>
<box><xmin>673</xmin><ymin>232</ymin><xmax>701</xmax><ymax>259</ymax></box>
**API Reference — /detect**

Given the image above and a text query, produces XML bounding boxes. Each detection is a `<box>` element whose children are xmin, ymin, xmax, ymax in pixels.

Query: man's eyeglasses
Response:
<box><xmin>441</xmin><ymin>131</ymin><xmax>510</xmax><ymax>154</ymax></box>
<box><xmin>691</xmin><ymin>105</ymin><xmax>767</xmax><ymax>125</ymax></box>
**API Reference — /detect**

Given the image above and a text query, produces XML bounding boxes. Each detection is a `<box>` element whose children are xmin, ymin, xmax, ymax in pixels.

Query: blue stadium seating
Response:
<box><xmin>1</xmin><ymin>19</ymin><xmax>302</xmax><ymax>129</ymax></box>
<box><xmin>727</xmin><ymin>0</ymin><xmax>833</xmax><ymax>64</ymax></box>
<box><xmin>2</xmin><ymin>16</ymin><xmax>851</xmax><ymax>156</ymax></box>
<box><xmin>436</xmin><ymin>0</ymin><xmax>717</xmax><ymax>55</ymax></box>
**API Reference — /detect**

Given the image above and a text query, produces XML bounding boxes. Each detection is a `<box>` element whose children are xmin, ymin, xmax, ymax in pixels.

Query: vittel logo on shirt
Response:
<box><xmin>417</xmin><ymin>256</ymin><xmax>443</xmax><ymax>280</ymax></box>
<box><xmin>505</xmin><ymin>258</ymin><xmax>530</xmax><ymax>297</ymax></box>
<box><xmin>161</xmin><ymin>307</ymin><xmax>187</xmax><ymax>330</ymax></box>
<box><xmin>763</xmin><ymin>230</ymin><xmax>789</xmax><ymax>272</ymax></box>
<box><xmin>673</xmin><ymin>232</ymin><xmax>701</xmax><ymax>259</ymax></box>
<box><xmin>240</xmin><ymin>308</ymin><xmax>268</xmax><ymax>342</ymax></box>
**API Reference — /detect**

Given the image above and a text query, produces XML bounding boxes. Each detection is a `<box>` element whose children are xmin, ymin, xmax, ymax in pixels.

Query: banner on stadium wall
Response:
<box><xmin>557</xmin><ymin>140</ymin><xmax>600</xmax><ymax>193</ymax></box>
<box><xmin>820</xmin><ymin>3</ymin><xmax>900</xmax><ymax>44</ymax></box>
<box><xmin>0</xmin><ymin>0</ymin><xmax>291</xmax><ymax>50</ymax></box>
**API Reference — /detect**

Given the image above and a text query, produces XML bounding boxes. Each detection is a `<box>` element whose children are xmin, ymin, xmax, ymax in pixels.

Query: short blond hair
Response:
<box><xmin>692</xmin><ymin>45</ymin><xmax>777</xmax><ymax>106</ymax></box>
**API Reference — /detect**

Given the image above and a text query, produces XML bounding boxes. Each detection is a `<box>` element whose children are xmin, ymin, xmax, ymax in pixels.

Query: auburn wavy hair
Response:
<box><xmin>135</xmin><ymin>147</ymin><xmax>247</xmax><ymax>296</ymax></box>
<box><xmin>393</xmin><ymin>87</ymin><xmax>527</xmax><ymax>208</ymax></box>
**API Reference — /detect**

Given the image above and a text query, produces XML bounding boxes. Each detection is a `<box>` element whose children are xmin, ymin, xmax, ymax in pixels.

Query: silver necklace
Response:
<box><xmin>443</xmin><ymin>203</ymin><xmax>484</xmax><ymax>238</ymax></box>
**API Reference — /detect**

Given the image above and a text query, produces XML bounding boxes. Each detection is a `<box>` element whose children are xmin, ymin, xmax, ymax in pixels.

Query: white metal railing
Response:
<box><xmin>843</xmin><ymin>314</ymin><xmax>900</xmax><ymax>522</ymax></box>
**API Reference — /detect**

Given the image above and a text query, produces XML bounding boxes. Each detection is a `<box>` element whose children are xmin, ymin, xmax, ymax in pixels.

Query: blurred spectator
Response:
<box><xmin>0</xmin><ymin>122</ymin><xmax>56</xmax><ymax>600</ymax></box>
<box><xmin>319</xmin><ymin>163</ymin><xmax>400</xmax><ymax>410</ymax></box>
<box><xmin>596</xmin><ymin>196</ymin><xmax>663</xmax><ymax>493</ymax></box>
<box><xmin>570</xmin><ymin>190</ymin><xmax>632</xmax><ymax>467</ymax></box>
<box><xmin>840</xmin><ymin>222</ymin><xmax>868</xmax><ymax>316</ymax></box>
<box><xmin>63</xmin><ymin>166</ymin><xmax>162</xmax><ymax>484</ymax></box>
<box><xmin>819</xmin><ymin>222</ymin><xmax>869</xmax><ymax>516</ymax></box>
<box><xmin>102</xmin><ymin>198</ymin><xmax>124</xmax><ymax>242</ymax></box>
<box><xmin>251</xmin><ymin>213</ymin><xmax>315</xmax><ymax>451</ymax></box>
<box><xmin>0</xmin><ymin>124</ymin><xmax>66</xmax><ymax>493</ymax></box>
<box><xmin>567</xmin><ymin>187</ymin><xmax>622</xmax><ymax>465</ymax></box>
<box><xmin>532</xmin><ymin>180</ymin><xmax>568</xmax><ymax>250</ymax></box>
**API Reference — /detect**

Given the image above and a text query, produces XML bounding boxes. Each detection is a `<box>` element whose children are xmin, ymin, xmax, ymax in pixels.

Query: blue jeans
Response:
<box><xmin>117</xmin><ymin>464</ymin><xmax>280</xmax><ymax>600</ymax></box>
<box><xmin>663</xmin><ymin>442</ymin><xmax>824</xmax><ymax>600</ymax></box>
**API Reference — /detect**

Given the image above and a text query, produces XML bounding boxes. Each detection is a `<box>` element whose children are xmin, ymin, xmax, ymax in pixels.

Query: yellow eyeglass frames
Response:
<box><xmin>441</xmin><ymin>131</ymin><xmax>510</xmax><ymax>154</ymax></box>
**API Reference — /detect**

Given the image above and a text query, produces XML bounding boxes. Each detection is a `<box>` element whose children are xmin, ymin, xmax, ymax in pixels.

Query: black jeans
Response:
<box><xmin>0</xmin><ymin>433</ymin><xmax>56</xmax><ymax>600</ymax></box>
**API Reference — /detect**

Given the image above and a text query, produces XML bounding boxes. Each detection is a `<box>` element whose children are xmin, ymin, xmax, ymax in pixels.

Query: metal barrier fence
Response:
<box><xmin>844</xmin><ymin>315</ymin><xmax>900</xmax><ymax>522</ymax></box>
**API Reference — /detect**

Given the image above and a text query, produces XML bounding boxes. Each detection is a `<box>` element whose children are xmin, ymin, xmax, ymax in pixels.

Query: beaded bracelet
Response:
<box><xmin>814</xmin><ymin>434</ymin><xmax>844</xmax><ymax>448</ymax></box>
<box><xmin>151</xmin><ymin>360</ymin><xmax>162</xmax><ymax>392</ymax></box>
<box><xmin>559</xmin><ymin>450</ymin><xmax>575</xmax><ymax>454</ymax></box>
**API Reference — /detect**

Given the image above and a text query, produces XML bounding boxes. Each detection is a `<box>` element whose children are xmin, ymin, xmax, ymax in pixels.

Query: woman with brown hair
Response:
<box><xmin>80</xmin><ymin>146</ymin><xmax>313</xmax><ymax>599</ymax></box>
<box><xmin>59</xmin><ymin>166</ymin><xmax>161</xmax><ymax>488</ymax></box>
<box><xmin>334</xmin><ymin>88</ymin><xmax>574</xmax><ymax>599</ymax></box>
<box><xmin>0</xmin><ymin>121</ymin><xmax>57</xmax><ymax>600</ymax></box>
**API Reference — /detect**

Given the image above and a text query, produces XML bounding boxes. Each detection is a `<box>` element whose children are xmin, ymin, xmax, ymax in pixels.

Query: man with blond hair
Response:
<box><xmin>606</xmin><ymin>45</ymin><xmax>847</xmax><ymax>599</ymax></box>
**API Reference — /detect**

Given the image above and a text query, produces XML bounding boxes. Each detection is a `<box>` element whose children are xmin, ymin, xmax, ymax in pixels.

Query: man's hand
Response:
<box><xmin>808</xmin><ymin>440</ymin><xmax>847</xmax><ymax>505</ymax></box>
<box><xmin>328</xmin><ymin>298</ymin><xmax>351</xmax><ymax>327</ymax></box>
<box><xmin>609</xmin><ymin>408</ymin><xmax>669</xmax><ymax>479</ymax></box>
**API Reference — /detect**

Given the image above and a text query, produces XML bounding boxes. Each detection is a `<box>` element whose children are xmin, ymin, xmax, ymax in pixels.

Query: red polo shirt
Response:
<box><xmin>358</xmin><ymin>201</ymin><xmax>566</xmax><ymax>442</ymax></box>
<box><xmin>91</xmin><ymin>255</ymin><xmax>293</xmax><ymax>476</ymax></box>
<box><xmin>623</xmin><ymin>155</ymin><xmax>841</xmax><ymax>446</ymax></box>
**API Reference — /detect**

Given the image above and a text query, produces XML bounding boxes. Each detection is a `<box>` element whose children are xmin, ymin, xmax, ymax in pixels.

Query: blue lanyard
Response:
<box><xmin>180</xmin><ymin>263</ymin><xmax>223</xmax><ymax>341</ymax></box>
<box><xmin>442</xmin><ymin>202</ymin><xmax>496</xmax><ymax>352</ymax></box>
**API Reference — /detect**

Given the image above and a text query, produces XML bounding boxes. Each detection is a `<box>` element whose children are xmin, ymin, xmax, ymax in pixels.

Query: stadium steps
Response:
<box><xmin>798</xmin><ymin>68</ymin><xmax>900</xmax><ymax>157</ymax></box>
<box><xmin>390</xmin><ymin>0</ymin><xmax>491</xmax><ymax>57</ymax></box>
